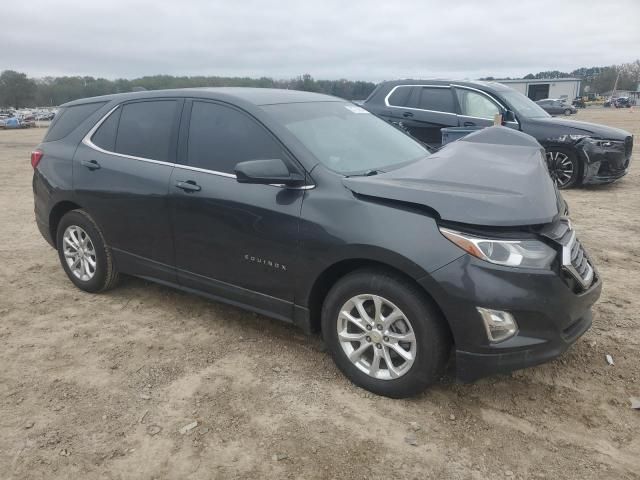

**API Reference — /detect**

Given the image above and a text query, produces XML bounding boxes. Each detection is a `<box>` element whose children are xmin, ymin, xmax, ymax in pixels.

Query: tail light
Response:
<box><xmin>31</xmin><ymin>150</ymin><xmax>43</xmax><ymax>169</ymax></box>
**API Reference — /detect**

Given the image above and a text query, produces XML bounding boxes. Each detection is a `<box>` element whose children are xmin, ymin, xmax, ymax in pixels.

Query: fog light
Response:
<box><xmin>477</xmin><ymin>308</ymin><xmax>518</xmax><ymax>343</ymax></box>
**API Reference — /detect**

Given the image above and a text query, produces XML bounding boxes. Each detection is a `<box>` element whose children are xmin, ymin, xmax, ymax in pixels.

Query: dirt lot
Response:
<box><xmin>0</xmin><ymin>108</ymin><xmax>639</xmax><ymax>480</ymax></box>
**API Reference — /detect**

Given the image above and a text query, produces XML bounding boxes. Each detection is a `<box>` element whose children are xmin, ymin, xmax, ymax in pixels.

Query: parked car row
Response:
<box><xmin>362</xmin><ymin>80</ymin><xmax>633</xmax><ymax>189</ymax></box>
<box><xmin>604</xmin><ymin>97</ymin><xmax>635</xmax><ymax>108</ymax></box>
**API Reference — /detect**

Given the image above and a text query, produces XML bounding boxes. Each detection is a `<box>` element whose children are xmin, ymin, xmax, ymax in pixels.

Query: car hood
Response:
<box><xmin>525</xmin><ymin>116</ymin><xmax>630</xmax><ymax>140</ymax></box>
<box><xmin>342</xmin><ymin>127</ymin><xmax>561</xmax><ymax>227</ymax></box>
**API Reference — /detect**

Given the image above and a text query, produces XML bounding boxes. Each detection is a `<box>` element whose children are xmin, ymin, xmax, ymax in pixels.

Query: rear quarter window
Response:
<box><xmin>387</xmin><ymin>86</ymin><xmax>413</xmax><ymax>107</ymax></box>
<box><xmin>43</xmin><ymin>102</ymin><xmax>107</xmax><ymax>142</ymax></box>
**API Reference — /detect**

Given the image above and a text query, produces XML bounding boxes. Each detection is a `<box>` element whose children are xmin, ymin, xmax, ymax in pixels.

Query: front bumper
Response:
<box><xmin>419</xmin><ymin>254</ymin><xmax>602</xmax><ymax>382</ymax></box>
<box><xmin>580</xmin><ymin>137</ymin><xmax>633</xmax><ymax>185</ymax></box>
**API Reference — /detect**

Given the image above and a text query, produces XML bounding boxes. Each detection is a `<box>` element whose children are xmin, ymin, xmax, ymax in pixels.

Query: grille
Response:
<box><xmin>540</xmin><ymin>218</ymin><xmax>595</xmax><ymax>290</ymax></box>
<box><xmin>562</xmin><ymin>230</ymin><xmax>594</xmax><ymax>289</ymax></box>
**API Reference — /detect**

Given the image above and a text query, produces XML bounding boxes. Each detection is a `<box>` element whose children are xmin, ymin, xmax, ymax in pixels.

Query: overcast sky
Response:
<box><xmin>3</xmin><ymin>0</ymin><xmax>639</xmax><ymax>81</ymax></box>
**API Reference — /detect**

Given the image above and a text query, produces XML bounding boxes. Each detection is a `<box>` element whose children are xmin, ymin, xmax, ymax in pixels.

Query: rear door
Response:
<box><xmin>395</xmin><ymin>86</ymin><xmax>458</xmax><ymax>147</ymax></box>
<box><xmin>169</xmin><ymin>99</ymin><xmax>304</xmax><ymax>320</ymax></box>
<box><xmin>74</xmin><ymin>99</ymin><xmax>181</xmax><ymax>281</ymax></box>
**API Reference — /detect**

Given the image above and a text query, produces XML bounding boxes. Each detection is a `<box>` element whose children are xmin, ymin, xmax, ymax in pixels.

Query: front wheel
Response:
<box><xmin>564</xmin><ymin>108</ymin><xmax>572</xmax><ymax>115</ymax></box>
<box><xmin>321</xmin><ymin>269</ymin><xmax>450</xmax><ymax>398</ymax></box>
<box><xmin>56</xmin><ymin>210</ymin><xmax>119</xmax><ymax>293</ymax></box>
<box><xmin>545</xmin><ymin>148</ymin><xmax>580</xmax><ymax>189</ymax></box>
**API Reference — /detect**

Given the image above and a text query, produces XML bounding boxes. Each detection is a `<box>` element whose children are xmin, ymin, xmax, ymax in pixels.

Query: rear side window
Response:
<box><xmin>91</xmin><ymin>108</ymin><xmax>121</xmax><ymax>151</ymax></box>
<box><xmin>387</xmin><ymin>86</ymin><xmax>413</xmax><ymax>107</ymax></box>
<box><xmin>114</xmin><ymin>101</ymin><xmax>178</xmax><ymax>161</ymax></box>
<box><xmin>187</xmin><ymin>101</ymin><xmax>284</xmax><ymax>174</ymax></box>
<box><xmin>44</xmin><ymin>102</ymin><xmax>106</xmax><ymax>142</ymax></box>
<box><xmin>414</xmin><ymin>87</ymin><xmax>455</xmax><ymax>113</ymax></box>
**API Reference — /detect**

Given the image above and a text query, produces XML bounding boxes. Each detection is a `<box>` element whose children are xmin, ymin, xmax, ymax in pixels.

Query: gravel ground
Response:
<box><xmin>0</xmin><ymin>108</ymin><xmax>639</xmax><ymax>479</ymax></box>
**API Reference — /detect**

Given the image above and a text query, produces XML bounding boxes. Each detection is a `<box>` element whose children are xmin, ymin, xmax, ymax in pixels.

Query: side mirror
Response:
<box><xmin>234</xmin><ymin>158</ymin><xmax>305</xmax><ymax>187</ymax></box>
<box><xmin>502</xmin><ymin>109</ymin><xmax>516</xmax><ymax>123</ymax></box>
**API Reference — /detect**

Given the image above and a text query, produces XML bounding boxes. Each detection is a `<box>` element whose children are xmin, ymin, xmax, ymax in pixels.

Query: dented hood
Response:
<box><xmin>343</xmin><ymin>127</ymin><xmax>560</xmax><ymax>227</ymax></box>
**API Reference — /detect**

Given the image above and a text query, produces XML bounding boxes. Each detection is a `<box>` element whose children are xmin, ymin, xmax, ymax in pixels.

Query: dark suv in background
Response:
<box><xmin>33</xmin><ymin>88</ymin><xmax>601</xmax><ymax>398</ymax></box>
<box><xmin>363</xmin><ymin>80</ymin><xmax>633</xmax><ymax>188</ymax></box>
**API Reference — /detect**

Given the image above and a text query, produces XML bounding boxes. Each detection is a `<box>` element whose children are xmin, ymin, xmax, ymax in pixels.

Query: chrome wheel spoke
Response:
<box><xmin>381</xmin><ymin>347</ymin><xmax>400</xmax><ymax>379</ymax></box>
<box><xmin>349</xmin><ymin>341</ymin><xmax>371</xmax><ymax>362</ymax></box>
<box><xmin>340</xmin><ymin>310</ymin><xmax>370</xmax><ymax>332</ymax></box>
<box><xmin>386</xmin><ymin>331</ymin><xmax>416</xmax><ymax>343</ymax></box>
<box><xmin>338</xmin><ymin>329</ymin><xmax>366</xmax><ymax>342</ymax></box>
<box><xmin>369</xmin><ymin>348</ymin><xmax>382</xmax><ymax>377</ymax></box>
<box><xmin>387</xmin><ymin>342</ymin><xmax>413</xmax><ymax>362</ymax></box>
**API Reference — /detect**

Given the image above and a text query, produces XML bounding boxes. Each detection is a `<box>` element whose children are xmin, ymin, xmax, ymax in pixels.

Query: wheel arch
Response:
<box><xmin>49</xmin><ymin>200</ymin><xmax>83</xmax><ymax>247</ymax></box>
<box><xmin>304</xmin><ymin>258</ymin><xmax>451</xmax><ymax>340</ymax></box>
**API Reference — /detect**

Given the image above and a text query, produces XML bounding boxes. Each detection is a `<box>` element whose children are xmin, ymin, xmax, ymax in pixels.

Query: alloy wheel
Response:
<box><xmin>545</xmin><ymin>151</ymin><xmax>574</xmax><ymax>187</ymax></box>
<box><xmin>62</xmin><ymin>225</ymin><xmax>97</xmax><ymax>281</ymax></box>
<box><xmin>336</xmin><ymin>294</ymin><xmax>416</xmax><ymax>380</ymax></box>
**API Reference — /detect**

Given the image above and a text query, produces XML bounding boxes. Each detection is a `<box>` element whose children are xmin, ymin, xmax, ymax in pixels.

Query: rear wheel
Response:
<box><xmin>545</xmin><ymin>148</ymin><xmax>580</xmax><ymax>189</ymax></box>
<box><xmin>56</xmin><ymin>210</ymin><xmax>118</xmax><ymax>293</ymax></box>
<box><xmin>321</xmin><ymin>269</ymin><xmax>450</xmax><ymax>398</ymax></box>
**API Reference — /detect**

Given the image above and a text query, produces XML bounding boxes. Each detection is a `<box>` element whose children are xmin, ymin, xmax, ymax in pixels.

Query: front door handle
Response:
<box><xmin>81</xmin><ymin>159</ymin><xmax>101</xmax><ymax>170</ymax></box>
<box><xmin>463</xmin><ymin>121</ymin><xmax>476</xmax><ymax>127</ymax></box>
<box><xmin>402</xmin><ymin>111</ymin><xmax>414</xmax><ymax>118</ymax></box>
<box><xmin>175</xmin><ymin>180</ymin><xmax>201</xmax><ymax>192</ymax></box>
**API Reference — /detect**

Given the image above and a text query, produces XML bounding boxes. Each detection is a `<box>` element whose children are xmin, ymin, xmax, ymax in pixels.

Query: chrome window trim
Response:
<box><xmin>383</xmin><ymin>84</ymin><xmax>519</xmax><ymax>125</ymax></box>
<box><xmin>383</xmin><ymin>85</ymin><xmax>457</xmax><ymax>116</ymax></box>
<box><xmin>82</xmin><ymin>104</ymin><xmax>315</xmax><ymax>189</ymax></box>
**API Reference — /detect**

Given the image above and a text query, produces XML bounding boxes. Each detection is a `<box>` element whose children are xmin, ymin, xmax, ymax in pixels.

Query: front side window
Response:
<box><xmin>187</xmin><ymin>101</ymin><xmax>285</xmax><ymax>174</ymax></box>
<box><xmin>263</xmin><ymin>102</ymin><xmax>428</xmax><ymax>175</ymax></box>
<box><xmin>456</xmin><ymin>89</ymin><xmax>501</xmax><ymax>119</ymax></box>
<box><xmin>114</xmin><ymin>100</ymin><xmax>178</xmax><ymax>161</ymax></box>
<box><xmin>415</xmin><ymin>87</ymin><xmax>455</xmax><ymax>113</ymax></box>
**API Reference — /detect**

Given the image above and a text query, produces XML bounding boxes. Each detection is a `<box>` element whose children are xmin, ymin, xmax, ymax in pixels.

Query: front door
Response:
<box><xmin>454</xmin><ymin>87</ymin><xmax>504</xmax><ymax>130</ymax></box>
<box><xmin>170</xmin><ymin>100</ymin><xmax>304</xmax><ymax>320</ymax></box>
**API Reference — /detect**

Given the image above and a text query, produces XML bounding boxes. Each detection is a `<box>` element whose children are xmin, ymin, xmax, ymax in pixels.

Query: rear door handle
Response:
<box><xmin>175</xmin><ymin>180</ymin><xmax>201</xmax><ymax>192</ymax></box>
<box><xmin>463</xmin><ymin>121</ymin><xmax>476</xmax><ymax>127</ymax></box>
<box><xmin>81</xmin><ymin>159</ymin><xmax>101</xmax><ymax>170</ymax></box>
<box><xmin>402</xmin><ymin>111</ymin><xmax>414</xmax><ymax>118</ymax></box>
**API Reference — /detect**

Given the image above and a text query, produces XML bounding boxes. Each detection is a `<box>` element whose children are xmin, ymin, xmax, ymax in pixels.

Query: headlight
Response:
<box><xmin>440</xmin><ymin>228</ymin><xmax>556</xmax><ymax>269</ymax></box>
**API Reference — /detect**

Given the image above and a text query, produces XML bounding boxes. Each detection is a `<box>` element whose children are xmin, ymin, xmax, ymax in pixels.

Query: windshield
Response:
<box><xmin>262</xmin><ymin>102</ymin><xmax>428</xmax><ymax>174</ymax></box>
<box><xmin>499</xmin><ymin>89</ymin><xmax>551</xmax><ymax>119</ymax></box>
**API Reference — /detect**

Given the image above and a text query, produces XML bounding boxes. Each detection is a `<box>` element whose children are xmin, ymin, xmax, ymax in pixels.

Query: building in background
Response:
<box><xmin>498</xmin><ymin>78</ymin><xmax>582</xmax><ymax>101</ymax></box>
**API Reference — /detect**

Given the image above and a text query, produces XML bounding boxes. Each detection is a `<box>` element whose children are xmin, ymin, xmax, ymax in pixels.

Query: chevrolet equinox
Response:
<box><xmin>32</xmin><ymin>88</ymin><xmax>602</xmax><ymax>398</ymax></box>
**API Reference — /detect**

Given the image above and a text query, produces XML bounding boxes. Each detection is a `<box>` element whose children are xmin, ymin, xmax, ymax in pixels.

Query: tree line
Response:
<box><xmin>1</xmin><ymin>60</ymin><xmax>639</xmax><ymax>108</ymax></box>
<box><xmin>0</xmin><ymin>72</ymin><xmax>376</xmax><ymax>108</ymax></box>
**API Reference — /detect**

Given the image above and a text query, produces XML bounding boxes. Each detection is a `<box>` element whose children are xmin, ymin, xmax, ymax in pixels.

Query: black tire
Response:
<box><xmin>545</xmin><ymin>148</ymin><xmax>580</xmax><ymax>189</ymax></box>
<box><xmin>564</xmin><ymin>109</ymin><xmax>572</xmax><ymax>116</ymax></box>
<box><xmin>321</xmin><ymin>269</ymin><xmax>450</xmax><ymax>398</ymax></box>
<box><xmin>56</xmin><ymin>209</ymin><xmax>119</xmax><ymax>293</ymax></box>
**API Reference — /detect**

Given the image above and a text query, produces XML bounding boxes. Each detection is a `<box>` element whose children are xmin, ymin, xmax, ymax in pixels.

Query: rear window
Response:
<box><xmin>43</xmin><ymin>102</ymin><xmax>107</xmax><ymax>142</ymax></box>
<box><xmin>114</xmin><ymin>101</ymin><xmax>178</xmax><ymax>161</ymax></box>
